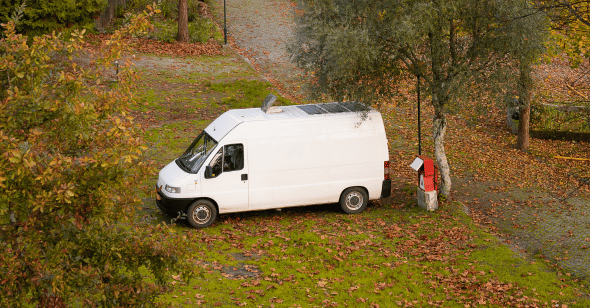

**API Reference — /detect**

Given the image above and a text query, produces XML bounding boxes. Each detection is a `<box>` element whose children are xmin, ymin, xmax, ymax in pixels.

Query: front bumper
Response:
<box><xmin>155</xmin><ymin>185</ymin><xmax>194</xmax><ymax>214</ymax></box>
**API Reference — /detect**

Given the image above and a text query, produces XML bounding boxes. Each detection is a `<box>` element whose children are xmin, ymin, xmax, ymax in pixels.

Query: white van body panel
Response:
<box><xmin>157</xmin><ymin>102</ymin><xmax>390</xmax><ymax>215</ymax></box>
<box><xmin>157</xmin><ymin>161</ymin><xmax>202</xmax><ymax>200</ymax></box>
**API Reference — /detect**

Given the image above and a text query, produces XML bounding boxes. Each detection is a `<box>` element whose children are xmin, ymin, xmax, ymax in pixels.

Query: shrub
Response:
<box><xmin>0</xmin><ymin>0</ymin><xmax>108</xmax><ymax>36</ymax></box>
<box><xmin>148</xmin><ymin>17</ymin><xmax>216</xmax><ymax>43</ymax></box>
<box><xmin>0</xmin><ymin>5</ymin><xmax>194</xmax><ymax>307</ymax></box>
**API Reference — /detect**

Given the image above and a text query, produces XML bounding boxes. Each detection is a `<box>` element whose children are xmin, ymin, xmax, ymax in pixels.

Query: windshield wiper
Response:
<box><xmin>175</xmin><ymin>158</ymin><xmax>189</xmax><ymax>172</ymax></box>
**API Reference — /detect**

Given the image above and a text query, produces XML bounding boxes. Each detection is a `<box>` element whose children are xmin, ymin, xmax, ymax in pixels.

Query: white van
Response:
<box><xmin>156</xmin><ymin>96</ymin><xmax>391</xmax><ymax>228</ymax></box>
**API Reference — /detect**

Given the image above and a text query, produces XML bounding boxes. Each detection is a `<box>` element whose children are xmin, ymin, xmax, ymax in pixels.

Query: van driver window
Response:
<box><xmin>209</xmin><ymin>144</ymin><xmax>244</xmax><ymax>177</ymax></box>
<box><xmin>223</xmin><ymin>144</ymin><xmax>244</xmax><ymax>172</ymax></box>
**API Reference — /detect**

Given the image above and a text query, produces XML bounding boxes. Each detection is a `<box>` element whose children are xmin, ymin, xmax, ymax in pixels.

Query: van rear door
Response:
<box><xmin>201</xmin><ymin>141</ymin><xmax>249</xmax><ymax>213</ymax></box>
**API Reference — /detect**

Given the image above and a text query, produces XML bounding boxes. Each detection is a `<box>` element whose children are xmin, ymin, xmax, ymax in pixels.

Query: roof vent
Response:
<box><xmin>261</xmin><ymin>94</ymin><xmax>277</xmax><ymax>113</ymax></box>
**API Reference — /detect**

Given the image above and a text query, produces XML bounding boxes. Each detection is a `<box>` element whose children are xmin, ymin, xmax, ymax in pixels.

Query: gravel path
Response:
<box><xmin>212</xmin><ymin>0</ymin><xmax>305</xmax><ymax>99</ymax></box>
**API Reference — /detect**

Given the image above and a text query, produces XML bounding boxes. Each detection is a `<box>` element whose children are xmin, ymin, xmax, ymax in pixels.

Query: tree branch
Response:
<box><xmin>561</xmin><ymin>0</ymin><xmax>590</xmax><ymax>26</ymax></box>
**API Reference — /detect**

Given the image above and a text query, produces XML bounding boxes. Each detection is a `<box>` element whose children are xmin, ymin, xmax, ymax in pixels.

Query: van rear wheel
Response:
<box><xmin>340</xmin><ymin>187</ymin><xmax>368</xmax><ymax>214</ymax></box>
<box><xmin>187</xmin><ymin>200</ymin><xmax>217</xmax><ymax>228</ymax></box>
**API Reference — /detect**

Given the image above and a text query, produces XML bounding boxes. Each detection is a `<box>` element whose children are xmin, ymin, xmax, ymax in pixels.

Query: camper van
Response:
<box><xmin>156</xmin><ymin>95</ymin><xmax>391</xmax><ymax>228</ymax></box>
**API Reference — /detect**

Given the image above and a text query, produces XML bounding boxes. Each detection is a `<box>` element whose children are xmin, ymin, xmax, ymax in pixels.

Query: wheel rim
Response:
<box><xmin>192</xmin><ymin>205</ymin><xmax>211</xmax><ymax>224</ymax></box>
<box><xmin>345</xmin><ymin>192</ymin><xmax>363</xmax><ymax>210</ymax></box>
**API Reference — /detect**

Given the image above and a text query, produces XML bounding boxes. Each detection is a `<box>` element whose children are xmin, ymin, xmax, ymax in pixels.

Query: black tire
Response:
<box><xmin>339</xmin><ymin>187</ymin><xmax>368</xmax><ymax>214</ymax></box>
<box><xmin>187</xmin><ymin>200</ymin><xmax>217</xmax><ymax>228</ymax></box>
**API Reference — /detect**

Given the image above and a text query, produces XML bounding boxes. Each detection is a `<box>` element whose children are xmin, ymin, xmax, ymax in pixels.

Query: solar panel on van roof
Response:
<box><xmin>340</xmin><ymin>101</ymin><xmax>369</xmax><ymax>112</ymax></box>
<box><xmin>296</xmin><ymin>101</ymin><xmax>369</xmax><ymax>115</ymax></box>
<box><xmin>297</xmin><ymin>104</ymin><xmax>327</xmax><ymax>115</ymax></box>
<box><xmin>320</xmin><ymin>102</ymin><xmax>349</xmax><ymax>113</ymax></box>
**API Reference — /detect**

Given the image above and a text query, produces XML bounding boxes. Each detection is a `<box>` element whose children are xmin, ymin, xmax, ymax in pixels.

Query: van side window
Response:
<box><xmin>223</xmin><ymin>144</ymin><xmax>244</xmax><ymax>172</ymax></box>
<box><xmin>208</xmin><ymin>144</ymin><xmax>244</xmax><ymax>177</ymax></box>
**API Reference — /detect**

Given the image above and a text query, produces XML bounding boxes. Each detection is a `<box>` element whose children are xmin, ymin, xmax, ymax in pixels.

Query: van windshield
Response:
<box><xmin>176</xmin><ymin>132</ymin><xmax>218</xmax><ymax>173</ymax></box>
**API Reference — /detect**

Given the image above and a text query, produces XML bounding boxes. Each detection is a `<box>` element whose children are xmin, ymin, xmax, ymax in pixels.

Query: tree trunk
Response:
<box><xmin>433</xmin><ymin>111</ymin><xmax>452</xmax><ymax>198</ymax></box>
<box><xmin>177</xmin><ymin>0</ymin><xmax>189</xmax><ymax>42</ymax></box>
<box><xmin>516</xmin><ymin>61</ymin><xmax>532</xmax><ymax>151</ymax></box>
<box><xmin>428</xmin><ymin>7</ymin><xmax>452</xmax><ymax>199</ymax></box>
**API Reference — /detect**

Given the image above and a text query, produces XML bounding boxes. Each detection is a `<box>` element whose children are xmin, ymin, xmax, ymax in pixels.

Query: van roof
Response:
<box><xmin>231</xmin><ymin>101</ymin><xmax>370</xmax><ymax>121</ymax></box>
<box><xmin>205</xmin><ymin>101</ymin><xmax>375</xmax><ymax>141</ymax></box>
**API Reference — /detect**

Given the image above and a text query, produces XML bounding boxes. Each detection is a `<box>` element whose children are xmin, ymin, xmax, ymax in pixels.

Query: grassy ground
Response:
<box><xmin>124</xmin><ymin>46</ymin><xmax>590</xmax><ymax>307</ymax></box>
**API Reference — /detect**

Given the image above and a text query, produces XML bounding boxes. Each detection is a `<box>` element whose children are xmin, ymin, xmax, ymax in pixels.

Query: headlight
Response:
<box><xmin>165</xmin><ymin>184</ymin><xmax>181</xmax><ymax>194</ymax></box>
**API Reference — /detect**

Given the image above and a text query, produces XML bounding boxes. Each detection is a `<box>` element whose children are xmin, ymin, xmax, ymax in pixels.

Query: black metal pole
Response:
<box><xmin>417</xmin><ymin>74</ymin><xmax>422</xmax><ymax>156</ymax></box>
<box><xmin>223</xmin><ymin>0</ymin><xmax>227</xmax><ymax>45</ymax></box>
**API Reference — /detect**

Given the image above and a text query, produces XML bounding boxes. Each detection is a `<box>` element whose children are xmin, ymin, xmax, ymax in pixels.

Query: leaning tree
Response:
<box><xmin>289</xmin><ymin>0</ymin><xmax>548</xmax><ymax>197</ymax></box>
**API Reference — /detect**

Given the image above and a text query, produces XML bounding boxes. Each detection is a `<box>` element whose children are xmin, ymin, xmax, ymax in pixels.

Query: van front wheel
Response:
<box><xmin>187</xmin><ymin>200</ymin><xmax>217</xmax><ymax>228</ymax></box>
<box><xmin>340</xmin><ymin>187</ymin><xmax>368</xmax><ymax>214</ymax></box>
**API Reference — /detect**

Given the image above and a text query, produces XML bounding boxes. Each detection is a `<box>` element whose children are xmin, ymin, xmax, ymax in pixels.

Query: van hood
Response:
<box><xmin>159</xmin><ymin>160</ymin><xmax>190</xmax><ymax>186</ymax></box>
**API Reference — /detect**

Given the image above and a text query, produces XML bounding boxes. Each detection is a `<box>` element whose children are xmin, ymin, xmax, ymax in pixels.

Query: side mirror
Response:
<box><xmin>205</xmin><ymin>165</ymin><xmax>213</xmax><ymax>179</ymax></box>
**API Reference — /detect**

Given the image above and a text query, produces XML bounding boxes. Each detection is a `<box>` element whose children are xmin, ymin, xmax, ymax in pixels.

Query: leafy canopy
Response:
<box><xmin>289</xmin><ymin>0</ymin><xmax>548</xmax><ymax>105</ymax></box>
<box><xmin>289</xmin><ymin>0</ymin><xmax>548</xmax><ymax>196</ymax></box>
<box><xmin>0</xmin><ymin>0</ymin><xmax>108</xmax><ymax>36</ymax></box>
<box><xmin>0</xmin><ymin>5</ymin><xmax>194</xmax><ymax>307</ymax></box>
<box><xmin>534</xmin><ymin>0</ymin><xmax>590</xmax><ymax>67</ymax></box>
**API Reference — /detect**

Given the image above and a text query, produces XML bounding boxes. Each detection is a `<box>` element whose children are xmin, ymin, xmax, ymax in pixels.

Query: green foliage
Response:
<box><xmin>531</xmin><ymin>104</ymin><xmax>590</xmax><ymax>132</ymax></box>
<box><xmin>534</xmin><ymin>0</ymin><xmax>590</xmax><ymax>67</ymax></box>
<box><xmin>149</xmin><ymin>18</ymin><xmax>178</xmax><ymax>42</ymax></box>
<box><xmin>188</xmin><ymin>17</ymin><xmax>216</xmax><ymax>43</ymax></box>
<box><xmin>128</xmin><ymin>0</ymin><xmax>203</xmax><ymax>21</ymax></box>
<box><xmin>0</xmin><ymin>6</ymin><xmax>194</xmax><ymax>307</ymax></box>
<box><xmin>289</xmin><ymin>0</ymin><xmax>549</xmax><ymax>196</ymax></box>
<box><xmin>0</xmin><ymin>0</ymin><xmax>108</xmax><ymax>36</ymax></box>
<box><xmin>146</xmin><ymin>17</ymin><xmax>216</xmax><ymax>43</ymax></box>
<box><xmin>289</xmin><ymin>0</ymin><xmax>548</xmax><ymax>105</ymax></box>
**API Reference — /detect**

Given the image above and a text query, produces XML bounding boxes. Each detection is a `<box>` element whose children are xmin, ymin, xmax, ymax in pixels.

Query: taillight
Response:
<box><xmin>384</xmin><ymin>161</ymin><xmax>390</xmax><ymax>180</ymax></box>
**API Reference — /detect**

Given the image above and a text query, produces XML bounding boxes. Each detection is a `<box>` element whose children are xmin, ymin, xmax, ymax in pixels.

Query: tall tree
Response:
<box><xmin>501</xmin><ymin>5</ymin><xmax>549</xmax><ymax>152</ymax></box>
<box><xmin>177</xmin><ymin>0</ymin><xmax>189</xmax><ymax>42</ymax></box>
<box><xmin>289</xmin><ymin>0</ymin><xmax>548</xmax><ymax>197</ymax></box>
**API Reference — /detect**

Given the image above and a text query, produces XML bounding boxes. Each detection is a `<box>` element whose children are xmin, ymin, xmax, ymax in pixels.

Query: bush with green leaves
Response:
<box><xmin>149</xmin><ymin>17</ymin><xmax>216</xmax><ymax>43</ymax></box>
<box><xmin>0</xmin><ymin>5</ymin><xmax>194</xmax><ymax>307</ymax></box>
<box><xmin>0</xmin><ymin>0</ymin><xmax>108</xmax><ymax>36</ymax></box>
<box><xmin>128</xmin><ymin>0</ymin><xmax>205</xmax><ymax>21</ymax></box>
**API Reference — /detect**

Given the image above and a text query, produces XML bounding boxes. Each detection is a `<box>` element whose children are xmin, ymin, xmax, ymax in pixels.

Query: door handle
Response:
<box><xmin>241</xmin><ymin>174</ymin><xmax>248</xmax><ymax>181</ymax></box>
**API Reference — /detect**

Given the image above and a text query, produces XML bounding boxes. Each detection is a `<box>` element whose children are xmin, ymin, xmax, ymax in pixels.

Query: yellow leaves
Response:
<box><xmin>8</xmin><ymin>156</ymin><xmax>20</xmax><ymax>163</ymax></box>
